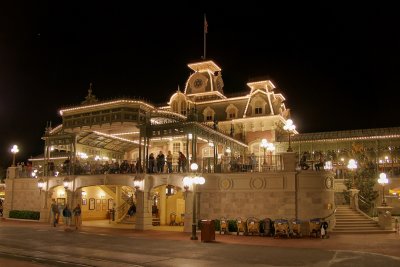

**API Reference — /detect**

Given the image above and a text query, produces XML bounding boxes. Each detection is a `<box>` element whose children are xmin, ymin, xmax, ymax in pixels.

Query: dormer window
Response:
<box><xmin>225</xmin><ymin>104</ymin><xmax>238</xmax><ymax>120</ymax></box>
<box><xmin>254</xmin><ymin>100</ymin><xmax>264</xmax><ymax>115</ymax></box>
<box><xmin>203</xmin><ymin>106</ymin><xmax>215</xmax><ymax>122</ymax></box>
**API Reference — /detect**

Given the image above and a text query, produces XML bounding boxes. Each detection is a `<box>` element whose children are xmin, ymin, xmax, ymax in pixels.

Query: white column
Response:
<box><xmin>135</xmin><ymin>191</ymin><xmax>153</xmax><ymax>230</ymax></box>
<box><xmin>184</xmin><ymin>191</ymin><xmax>193</xmax><ymax>233</ymax></box>
<box><xmin>159</xmin><ymin>185</ymin><xmax>167</xmax><ymax>225</ymax></box>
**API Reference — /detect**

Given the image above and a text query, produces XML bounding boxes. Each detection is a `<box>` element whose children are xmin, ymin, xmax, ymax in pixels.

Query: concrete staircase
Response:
<box><xmin>333</xmin><ymin>205</ymin><xmax>394</xmax><ymax>233</ymax></box>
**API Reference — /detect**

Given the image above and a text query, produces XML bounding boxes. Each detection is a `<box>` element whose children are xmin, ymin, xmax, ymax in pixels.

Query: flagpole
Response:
<box><xmin>203</xmin><ymin>14</ymin><xmax>207</xmax><ymax>60</ymax></box>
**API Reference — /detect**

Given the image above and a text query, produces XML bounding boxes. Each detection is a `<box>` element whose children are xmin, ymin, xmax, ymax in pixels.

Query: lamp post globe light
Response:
<box><xmin>183</xmin><ymin>162</ymin><xmax>205</xmax><ymax>240</ymax></box>
<box><xmin>378</xmin><ymin>172</ymin><xmax>389</xmax><ymax>206</ymax></box>
<box><xmin>37</xmin><ymin>178</ymin><xmax>45</xmax><ymax>194</ymax></box>
<box><xmin>11</xmin><ymin>145</ymin><xmax>19</xmax><ymax>167</ymax></box>
<box><xmin>347</xmin><ymin>159</ymin><xmax>357</xmax><ymax>189</ymax></box>
<box><xmin>283</xmin><ymin>119</ymin><xmax>296</xmax><ymax>152</ymax></box>
<box><xmin>260</xmin><ymin>139</ymin><xmax>269</xmax><ymax>165</ymax></box>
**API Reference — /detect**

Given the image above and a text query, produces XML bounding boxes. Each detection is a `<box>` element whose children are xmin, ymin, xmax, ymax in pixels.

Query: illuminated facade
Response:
<box><xmin>4</xmin><ymin>59</ymin><xmax>400</xmax><ymax>231</ymax></box>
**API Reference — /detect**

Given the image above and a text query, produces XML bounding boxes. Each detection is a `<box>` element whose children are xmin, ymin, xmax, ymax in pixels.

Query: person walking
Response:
<box><xmin>62</xmin><ymin>204</ymin><xmax>72</xmax><ymax>230</ymax></box>
<box><xmin>51</xmin><ymin>199</ymin><xmax>59</xmax><ymax>227</ymax></box>
<box><xmin>73</xmin><ymin>204</ymin><xmax>82</xmax><ymax>230</ymax></box>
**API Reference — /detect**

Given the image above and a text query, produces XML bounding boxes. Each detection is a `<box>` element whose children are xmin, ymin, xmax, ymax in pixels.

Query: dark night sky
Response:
<box><xmin>1</xmin><ymin>2</ymin><xmax>399</xmax><ymax>167</ymax></box>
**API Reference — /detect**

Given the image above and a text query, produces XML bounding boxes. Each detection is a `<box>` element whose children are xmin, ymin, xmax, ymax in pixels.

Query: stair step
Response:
<box><xmin>332</xmin><ymin>229</ymin><xmax>396</xmax><ymax>234</ymax></box>
<box><xmin>336</xmin><ymin>222</ymin><xmax>378</xmax><ymax>226</ymax></box>
<box><xmin>334</xmin><ymin>226</ymin><xmax>380</xmax><ymax>229</ymax></box>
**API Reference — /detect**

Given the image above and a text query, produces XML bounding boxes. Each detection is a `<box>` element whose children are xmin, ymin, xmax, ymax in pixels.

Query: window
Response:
<box><xmin>180</xmin><ymin>101</ymin><xmax>187</xmax><ymax>115</ymax></box>
<box><xmin>173</xmin><ymin>142</ymin><xmax>181</xmax><ymax>154</ymax></box>
<box><xmin>226</xmin><ymin>104</ymin><xmax>238</xmax><ymax>119</ymax></box>
<box><xmin>254</xmin><ymin>100</ymin><xmax>263</xmax><ymax>115</ymax></box>
<box><xmin>203</xmin><ymin>107</ymin><xmax>215</xmax><ymax>122</ymax></box>
<box><xmin>172</xmin><ymin>101</ymin><xmax>178</xmax><ymax>113</ymax></box>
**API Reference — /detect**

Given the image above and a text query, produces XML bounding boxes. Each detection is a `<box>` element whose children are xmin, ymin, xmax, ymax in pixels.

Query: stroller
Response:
<box><xmin>261</xmin><ymin>218</ymin><xmax>273</xmax><ymax>237</ymax></box>
<box><xmin>309</xmin><ymin>218</ymin><xmax>322</xmax><ymax>238</ymax></box>
<box><xmin>245</xmin><ymin>217</ymin><xmax>260</xmax><ymax>236</ymax></box>
<box><xmin>290</xmin><ymin>219</ymin><xmax>302</xmax><ymax>238</ymax></box>
<box><xmin>220</xmin><ymin>216</ymin><xmax>228</xmax><ymax>234</ymax></box>
<box><xmin>236</xmin><ymin>217</ymin><xmax>246</xmax><ymax>235</ymax></box>
<box><xmin>274</xmin><ymin>219</ymin><xmax>290</xmax><ymax>238</ymax></box>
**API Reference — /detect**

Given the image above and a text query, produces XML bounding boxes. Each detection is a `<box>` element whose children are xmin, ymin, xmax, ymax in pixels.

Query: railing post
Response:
<box><xmin>376</xmin><ymin>206</ymin><xmax>393</xmax><ymax>230</ymax></box>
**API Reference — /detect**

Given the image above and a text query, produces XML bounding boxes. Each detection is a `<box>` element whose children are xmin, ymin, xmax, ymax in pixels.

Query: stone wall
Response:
<box><xmin>198</xmin><ymin>170</ymin><xmax>334</xmax><ymax>221</ymax></box>
<box><xmin>4</xmin><ymin>178</ymin><xmax>41</xmax><ymax>217</ymax></box>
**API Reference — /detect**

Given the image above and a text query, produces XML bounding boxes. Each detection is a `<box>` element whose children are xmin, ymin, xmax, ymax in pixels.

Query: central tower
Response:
<box><xmin>184</xmin><ymin>60</ymin><xmax>225</xmax><ymax>101</ymax></box>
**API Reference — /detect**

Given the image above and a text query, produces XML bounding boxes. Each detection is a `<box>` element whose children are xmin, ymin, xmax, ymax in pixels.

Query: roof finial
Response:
<box><xmin>82</xmin><ymin>82</ymin><xmax>98</xmax><ymax>105</ymax></box>
<box><xmin>177</xmin><ymin>85</ymin><xmax>181</xmax><ymax>92</ymax></box>
<box><xmin>88</xmin><ymin>82</ymin><xmax>93</xmax><ymax>97</ymax></box>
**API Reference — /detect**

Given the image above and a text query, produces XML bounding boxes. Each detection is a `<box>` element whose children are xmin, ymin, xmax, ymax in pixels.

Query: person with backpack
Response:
<box><xmin>62</xmin><ymin>204</ymin><xmax>72</xmax><ymax>230</ymax></box>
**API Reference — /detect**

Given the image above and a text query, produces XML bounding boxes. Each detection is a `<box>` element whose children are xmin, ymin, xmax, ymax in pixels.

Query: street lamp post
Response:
<box><xmin>283</xmin><ymin>119</ymin><xmax>296</xmax><ymax>152</ymax></box>
<box><xmin>347</xmin><ymin>159</ymin><xmax>357</xmax><ymax>189</ymax></box>
<box><xmin>11</xmin><ymin>145</ymin><xmax>19</xmax><ymax>167</ymax></box>
<box><xmin>260</xmin><ymin>139</ymin><xmax>269</xmax><ymax>165</ymax></box>
<box><xmin>183</xmin><ymin>162</ymin><xmax>205</xmax><ymax>240</ymax></box>
<box><xmin>378</xmin><ymin>173</ymin><xmax>389</xmax><ymax>206</ymax></box>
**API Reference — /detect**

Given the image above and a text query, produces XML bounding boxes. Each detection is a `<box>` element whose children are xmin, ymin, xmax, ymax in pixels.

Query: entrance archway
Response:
<box><xmin>151</xmin><ymin>184</ymin><xmax>185</xmax><ymax>227</ymax></box>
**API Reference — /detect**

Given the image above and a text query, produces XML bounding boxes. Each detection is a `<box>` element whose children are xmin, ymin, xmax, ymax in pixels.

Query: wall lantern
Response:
<box><xmin>166</xmin><ymin>184</ymin><xmax>175</xmax><ymax>196</ymax></box>
<box><xmin>63</xmin><ymin>177</ymin><xmax>70</xmax><ymax>190</ymax></box>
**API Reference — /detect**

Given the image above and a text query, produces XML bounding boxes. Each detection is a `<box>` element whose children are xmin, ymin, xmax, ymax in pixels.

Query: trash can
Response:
<box><xmin>201</xmin><ymin>220</ymin><xmax>215</xmax><ymax>242</ymax></box>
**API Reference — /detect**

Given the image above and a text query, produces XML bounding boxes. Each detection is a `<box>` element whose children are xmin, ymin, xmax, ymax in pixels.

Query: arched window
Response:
<box><xmin>203</xmin><ymin>107</ymin><xmax>215</xmax><ymax>122</ymax></box>
<box><xmin>180</xmin><ymin>101</ymin><xmax>187</xmax><ymax>115</ymax></box>
<box><xmin>225</xmin><ymin>104</ymin><xmax>238</xmax><ymax>119</ymax></box>
<box><xmin>172</xmin><ymin>101</ymin><xmax>178</xmax><ymax>113</ymax></box>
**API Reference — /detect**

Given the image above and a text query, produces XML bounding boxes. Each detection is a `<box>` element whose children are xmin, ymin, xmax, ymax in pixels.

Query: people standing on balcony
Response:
<box><xmin>148</xmin><ymin>153</ymin><xmax>155</xmax><ymax>173</ymax></box>
<box><xmin>156</xmin><ymin>151</ymin><xmax>165</xmax><ymax>173</ymax></box>
<box><xmin>135</xmin><ymin>158</ymin><xmax>143</xmax><ymax>173</ymax></box>
<box><xmin>249</xmin><ymin>153</ymin><xmax>257</xmax><ymax>172</ymax></box>
<box><xmin>222</xmin><ymin>152</ymin><xmax>230</xmax><ymax>172</ymax></box>
<box><xmin>48</xmin><ymin>161</ymin><xmax>55</xmax><ymax>176</ymax></box>
<box><xmin>178</xmin><ymin>152</ymin><xmax>186</xmax><ymax>172</ymax></box>
<box><xmin>166</xmin><ymin>151</ymin><xmax>173</xmax><ymax>173</ymax></box>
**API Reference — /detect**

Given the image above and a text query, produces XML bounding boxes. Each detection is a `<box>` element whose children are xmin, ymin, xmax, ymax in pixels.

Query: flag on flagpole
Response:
<box><xmin>204</xmin><ymin>15</ymin><xmax>208</xmax><ymax>34</ymax></box>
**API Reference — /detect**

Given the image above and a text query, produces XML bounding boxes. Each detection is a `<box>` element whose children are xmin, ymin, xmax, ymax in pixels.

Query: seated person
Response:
<box><xmin>315</xmin><ymin>154</ymin><xmax>325</xmax><ymax>171</ymax></box>
<box><xmin>300</xmin><ymin>153</ymin><xmax>310</xmax><ymax>170</ymax></box>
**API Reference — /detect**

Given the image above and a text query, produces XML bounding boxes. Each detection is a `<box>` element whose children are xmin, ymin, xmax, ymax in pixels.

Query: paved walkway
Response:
<box><xmin>1</xmin><ymin>219</ymin><xmax>400</xmax><ymax>266</ymax></box>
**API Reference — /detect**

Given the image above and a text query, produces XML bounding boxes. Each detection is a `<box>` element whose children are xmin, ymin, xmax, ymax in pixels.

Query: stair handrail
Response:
<box><xmin>355</xmin><ymin>193</ymin><xmax>375</xmax><ymax>220</ymax></box>
<box><xmin>321</xmin><ymin>207</ymin><xmax>337</xmax><ymax>220</ymax></box>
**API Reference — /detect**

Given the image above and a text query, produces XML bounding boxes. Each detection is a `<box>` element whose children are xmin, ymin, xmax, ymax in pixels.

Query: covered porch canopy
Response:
<box><xmin>140</xmin><ymin>121</ymin><xmax>248</xmax><ymax>170</ymax></box>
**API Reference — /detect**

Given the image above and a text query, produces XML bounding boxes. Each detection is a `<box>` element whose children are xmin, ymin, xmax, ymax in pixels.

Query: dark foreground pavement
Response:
<box><xmin>1</xmin><ymin>220</ymin><xmax>400</xmax><ymax>267</ymax></box>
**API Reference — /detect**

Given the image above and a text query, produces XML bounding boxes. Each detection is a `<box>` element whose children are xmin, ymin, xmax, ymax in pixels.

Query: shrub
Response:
<box><xmin>9</xmin><ymin>210</ymin><xmax>40</xmax><ymax>220</ymax></box>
